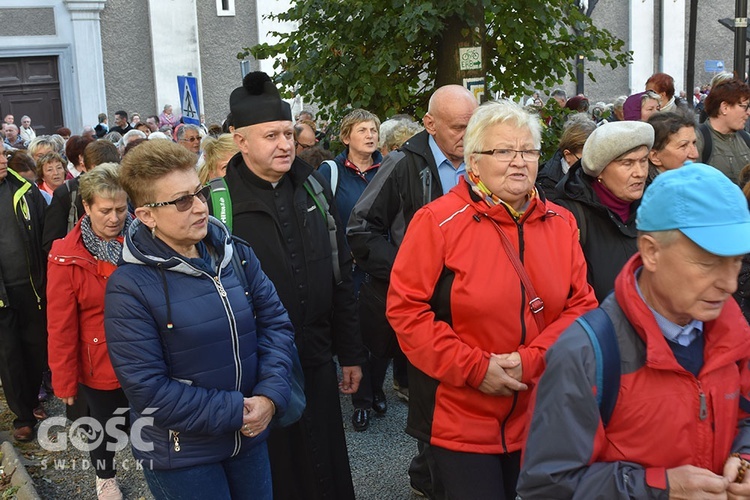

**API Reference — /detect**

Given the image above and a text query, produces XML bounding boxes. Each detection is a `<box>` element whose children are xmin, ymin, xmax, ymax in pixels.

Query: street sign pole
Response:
<box><xmin>735</xmin><ymin>0</ymin><xmax>748</xmax><ymax>79</ymax></box>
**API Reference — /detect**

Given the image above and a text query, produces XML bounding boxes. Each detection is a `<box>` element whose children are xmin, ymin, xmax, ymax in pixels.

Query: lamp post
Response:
<box><xmin>735</xmin><ymin>0</ymin><xmax>748</xmax><ymax>79</ymax></box>
<box><xmin>574</xmin><ymin>0</ymin><xmax>599</xmax><ymax>95</ymax></box>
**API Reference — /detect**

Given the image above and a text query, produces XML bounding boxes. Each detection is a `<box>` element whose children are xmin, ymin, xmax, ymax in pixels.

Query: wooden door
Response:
<box><xmin>0</xmin><ymin>56</ymin><xmax>63</xmax><ymax>136</ymax></box>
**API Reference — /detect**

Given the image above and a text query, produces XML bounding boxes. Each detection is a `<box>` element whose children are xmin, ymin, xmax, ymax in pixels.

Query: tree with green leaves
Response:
<box><xmin>242</xmin><ymin>0</ymin><xmax>630</xmax><ymax>122</ymax></box>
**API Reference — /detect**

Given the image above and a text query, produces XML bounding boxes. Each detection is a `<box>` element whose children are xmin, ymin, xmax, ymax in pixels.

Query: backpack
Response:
<box><xmin>65</xmin><ymin>179</ymin><xmax>80</xmax><ymax>233</ymax></box>
<box><xmin>698</xmin><ymin>122</ymin><xmax>750</xmax><ymax>164</ymax></box>
<box><xmin>575</xmin><ymin>307</ymin><xmax>620</xmax><ymax>427</ymax></box>
<box><xmin>321</xmin><ymin>160</ymin><xmax>339</xmax><ymax>196</ymax></box>
<box><xmin>208</xmin><ymin>175</ymin><xmax>342</xmax><ymax>284</ymax></box>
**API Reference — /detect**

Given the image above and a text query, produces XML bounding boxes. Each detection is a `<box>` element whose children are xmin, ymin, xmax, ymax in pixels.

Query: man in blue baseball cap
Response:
<box><xmin>518</xmin><ymin>163</ymin><xmax>750</xmax><ymax>499</ymax></box>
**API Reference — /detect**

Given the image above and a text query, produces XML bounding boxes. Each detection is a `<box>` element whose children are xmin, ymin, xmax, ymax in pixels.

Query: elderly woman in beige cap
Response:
<box><xmin>551</xmin><ymin>120</ymin><xmax>655</xmax><ymax>301</ymax></box>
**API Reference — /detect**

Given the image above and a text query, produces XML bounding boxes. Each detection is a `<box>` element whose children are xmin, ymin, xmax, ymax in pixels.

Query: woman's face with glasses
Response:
<box><xmin>136</xmin><ymin>168</ymin><xmax>209</xmax><ymax>256</ymax></box>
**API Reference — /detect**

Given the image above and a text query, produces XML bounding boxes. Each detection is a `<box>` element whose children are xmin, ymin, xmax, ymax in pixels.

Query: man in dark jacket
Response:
<box><xmin>347</xmin><ymin>84</ymin><xmax>478</xmax><ymax>499</ymax></box>
<box><xmin>0</xmin><ymin>142</ymin><xmax>48</xmax><ymax>442</ymax></box>
<box><xmin>217</xmin><ymin>71</ymin><xmax>364</xmax><ymax>500</ymax></box>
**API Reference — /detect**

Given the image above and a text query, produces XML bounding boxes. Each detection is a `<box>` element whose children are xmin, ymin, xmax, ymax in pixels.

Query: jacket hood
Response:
<box><xmin>121</xmin><ymin>216</ymin><xmax>234</xmax><ymax>276</ymax></box>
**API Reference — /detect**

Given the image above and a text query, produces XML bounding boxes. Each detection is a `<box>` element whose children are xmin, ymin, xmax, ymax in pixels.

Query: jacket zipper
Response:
<box><xmin>517</xmin><ymin>222</ymin><xmax>527</xmax><ymax>346</ymax></box>
<box><xmin>206</xmin><ymin>270</ymin><xmax>243</xmax><ymax>457</ymax></box>
<box><xmin>697</xmin><ymin>381</ymin><xmax>707</xmax><ymax>421</ymax></box>
<box><xmin>170</xmin><ymin>430</ymin><xmax>181</xmax><ymax>452</ymax></box>
<box><xmin>170</xmin><ymin>258</ymin><xmax>245</xmax><ymax>457</ymax></box>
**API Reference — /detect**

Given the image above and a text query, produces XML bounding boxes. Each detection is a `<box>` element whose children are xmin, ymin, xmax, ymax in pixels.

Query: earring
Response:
<box><xmin>151</xmin><ymin>226</ymin><xmax>156</xmax><ymax>239</ymax></box>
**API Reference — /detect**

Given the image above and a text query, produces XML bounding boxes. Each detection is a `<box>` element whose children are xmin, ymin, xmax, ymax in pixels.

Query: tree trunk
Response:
<box><xmin>435</xmin><ymin>5</ymin><xmax>486</xmax><ymax>100</ymax></box>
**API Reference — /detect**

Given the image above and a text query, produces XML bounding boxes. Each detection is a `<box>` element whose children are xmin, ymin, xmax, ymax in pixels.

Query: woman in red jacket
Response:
<box><xmin>386</xmin><ymin>100</ymin><xmax>598</xmax><ymax>499</ymax></box>
<box><xmin>47</xmin><ymin>163</ymin><xmax>131</xmax><ymax>500</ymax></box>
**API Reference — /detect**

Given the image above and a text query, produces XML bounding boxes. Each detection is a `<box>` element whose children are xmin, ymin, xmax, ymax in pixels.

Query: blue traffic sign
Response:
<box><xmin>177</xmin><ymin>75</ymin><xmax>201</xmax><ymax>125</ymax></box>
<box><xmin>704</xmin><ymin>60</ymin><xmax>725</xmax><ymax>72</ymax></box>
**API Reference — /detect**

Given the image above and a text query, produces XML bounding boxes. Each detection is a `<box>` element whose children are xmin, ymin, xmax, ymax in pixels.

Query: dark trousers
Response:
<box><xmin>351</xmin><ymin>354</ymin><xmax>390</xmax><ymax>409</ymax></box>
<box><xmin>77</xmin><ymin>385</ymin><xmax>129</xmax><ymax>479</ymax></box>
<box><xmin>268</xmin><ymin>360</ymin><xmax>355</xmax><ymax>500</ymax></box>
<box><xmin>0</xmin><ymin>283</ymin><xmax>47</xmax><ymax>429</ymax></box>
<box><xmin>409</xmin><ymin>441</ymin><xmax>446</xmax><ymax>500</ymax></box>
<box><xmin>432</xmin><ymin>446</ymin><xmax>521</xmax><ymax>500</ymax></box>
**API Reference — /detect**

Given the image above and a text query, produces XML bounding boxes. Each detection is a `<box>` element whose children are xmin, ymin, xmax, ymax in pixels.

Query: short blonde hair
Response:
<box><xmin>119</xmin><ymin>139</ymin><xmax>197</xmax><ymax>207</ymax></box>
<box><xmin>339</xmin><ymin>109</ymin><xmax>381</xmax><ymax>143</ymax></box>
<box><xmin>79</xmin><ymin>163</ymin><xmax>124</xmax><ymax>205</ymax></box>
<box><xmin>199</xmin><ymin>134</ymin><xmax>238</xmax><ymax>184</ymax></box>
<box><xmin>463</xmin><ymin>100</ymin><xmax>542</xmax><ymax>166</ymax></box>
<box><xmin>27</xmin><ymin>136</ymin><xmax>58</xmax><ymax>158</ymax></box>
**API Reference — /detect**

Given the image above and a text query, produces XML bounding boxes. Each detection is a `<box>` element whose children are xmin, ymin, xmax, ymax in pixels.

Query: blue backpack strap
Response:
<box><xmin>575</xmin><ymin>307</ymin><xmax>620</xmax><ymax>427</ymax></box>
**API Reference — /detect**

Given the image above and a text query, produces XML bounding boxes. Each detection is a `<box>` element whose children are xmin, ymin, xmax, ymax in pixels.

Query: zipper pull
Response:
<box><xmin>699</xmin><ymin>391</ymin><xmax>707</xmax><ymax>421</ymax></box>
<box><xmin>214</xmin><ymin>276</ymin><xmax>227</xmax><ymax>297</ymax></box>
<box><xmin>171</xmin><ymin>431</ymin><xmax>181</xmax><ymax>452</ymax></box>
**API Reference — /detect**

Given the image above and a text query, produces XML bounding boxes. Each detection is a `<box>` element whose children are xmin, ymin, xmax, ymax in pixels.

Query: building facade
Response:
<box><xmin>0</xmin><ymin>0</ymin><xmax>744</xmax><ymax>134</ymax></box>
<box><xmin>564</xmin><ymin>0</ymin><xmax>738</xmax><ymax>103</ymax></box>
<box><xmin>0</xmin><ymin>0</ymin><xmax>261</xmax><ymax>134</ymax></box>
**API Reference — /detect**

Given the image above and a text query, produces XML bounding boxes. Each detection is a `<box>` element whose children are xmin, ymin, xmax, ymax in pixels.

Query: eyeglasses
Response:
<box><xmin>474</xmin><ymin>149</ymin><xmax>541</xmax><ymax>162</ymax></box>
<box><xmin>295</xmin><ymin>141</ymin><xmax>315</xmax><ymax>150</ymax></box>
<box><xmin>738</xmin><ymin>102</ymin><xmax>750</xmax><ymax>111</ymax></box>
<box><xmin>180</xmin><ymin>136</ymin><xmax>201</xmax><ymax>143</ymax></box>
<box><xmin>142</xmin><ymin>185</ymin><xmax>210</xmax><ymax>212</ymax></box>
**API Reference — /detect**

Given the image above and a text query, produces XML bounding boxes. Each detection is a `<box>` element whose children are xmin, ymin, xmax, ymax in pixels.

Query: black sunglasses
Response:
<box><xmin>142</xmin><ymin>185</ymin><xmax>210</xmax><ymax>212</ymax></box>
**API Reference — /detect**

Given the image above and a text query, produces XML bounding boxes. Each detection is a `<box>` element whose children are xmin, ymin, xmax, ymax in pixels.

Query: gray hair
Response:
<box><xmin>638</xmin><ymin>229</ymin><xmax>680</xmax><ymax>247</ymax></box>
<box><xmin>176</xmin><ymin>124</ymin><xmax>200</xmax><ymax>141</ymax></box>
<box><xmin>122</xmin><ymin>129</ymin><xmax>147</xmax><ymax>145</ymax></box>
<box><xmin>612</xmin><ymin>95</ymin><xmax>628</xmax><ymax>111</ymax></box>
<box><xmin>383</xmin><ymin>121</ymin><xmax>424</xmax><ymax>152</ymax></box>
<box><xmin>79</xmin><ymin>162</ymin><xmax>124</xmax><ymax>205</ymax></box>
<box><xmin>463</xmin><ymin>100</ymin><xmax>542</xmax><ymax>166</ymax></box>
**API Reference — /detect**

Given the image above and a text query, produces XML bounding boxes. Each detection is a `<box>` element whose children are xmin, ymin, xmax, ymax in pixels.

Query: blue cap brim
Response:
<box><xmin>681</xmin><ymin>222</ymin><xmax>750</xmax><ymax>256</ymax></box>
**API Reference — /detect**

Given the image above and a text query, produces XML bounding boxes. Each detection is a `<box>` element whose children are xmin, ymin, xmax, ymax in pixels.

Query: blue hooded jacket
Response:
<box><xmin>104</xmin><ymin>216</ymin><xmax>295</xmax><ymax>469</ymax></box>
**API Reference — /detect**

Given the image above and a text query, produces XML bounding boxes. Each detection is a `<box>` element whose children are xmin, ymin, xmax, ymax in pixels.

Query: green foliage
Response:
<box><xmin>539</xmin><ymin>101</ymin><xmax>575</xmax><ymax>161</ymax></box>
<box><xmin>240</xmin><ymin>0</ymin><xmax>631</xmax><ymax>124</ymax></box>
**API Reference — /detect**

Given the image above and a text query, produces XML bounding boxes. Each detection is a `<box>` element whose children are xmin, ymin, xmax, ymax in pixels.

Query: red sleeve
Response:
<box><xmin>46</xmin><ymin>257</ymin><xmax>81</xmax><ymax>399</ymax></box>
<box><xmin>387</xmin><ymin>208</ymin><xmax>490</xmax><ymax>389</ymax></box>
<box><xmin>517</xmin><ymin>208</ymin><xmax>598</xmax><ymax>383</ymax></box>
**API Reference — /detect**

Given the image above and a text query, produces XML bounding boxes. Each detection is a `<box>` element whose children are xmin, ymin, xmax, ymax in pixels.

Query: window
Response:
<box><xmin>216</xmin><ymin>0</ymin><xmax>235</xmax><ymax>16</ymax></box>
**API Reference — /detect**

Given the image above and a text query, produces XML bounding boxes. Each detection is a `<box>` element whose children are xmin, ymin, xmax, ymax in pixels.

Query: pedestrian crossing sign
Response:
<box><xmin>177</xmin><ymin>75</ymin><xmax>201</xmax><ymax>125</ymax></box>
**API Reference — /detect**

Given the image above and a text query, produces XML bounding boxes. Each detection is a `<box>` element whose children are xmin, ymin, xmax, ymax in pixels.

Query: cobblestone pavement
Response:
<box><xmin>0</xmin><ymin>368</ymin><xmax>419</xmax><ymax>499</ymax></box>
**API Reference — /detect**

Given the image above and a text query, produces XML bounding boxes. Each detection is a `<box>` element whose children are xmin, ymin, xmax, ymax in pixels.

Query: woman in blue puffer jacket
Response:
<box><xmin>104</xmin><ymin>139</ymin><xmax>295</xmax><ymax>500</ymax></box>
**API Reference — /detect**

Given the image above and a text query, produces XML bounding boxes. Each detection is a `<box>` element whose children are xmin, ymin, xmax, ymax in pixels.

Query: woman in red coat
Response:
<box><xmin>47</xmin><ymin>163</ymin><xmax>131</xmax><ymax>500</ymax></box>
<box><xmin>386</xmin><ymin>100</ymin><xmax>598</xmax><ymax>499</ymax></box>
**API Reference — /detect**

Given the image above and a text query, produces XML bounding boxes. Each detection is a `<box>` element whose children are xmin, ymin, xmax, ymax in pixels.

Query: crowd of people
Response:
<box><xmin>1</xmin><ymin>68</ymin><xmax>750</xmax><ymax>500</ymax></box>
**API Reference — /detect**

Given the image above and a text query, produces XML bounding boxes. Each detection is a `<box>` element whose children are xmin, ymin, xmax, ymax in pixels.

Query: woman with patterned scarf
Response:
<box><xmin>47</xmin><ymin>163</ymin><xmax>132</xmax><ymax>500</ymax></box>
<box><xmin>386</xmin><ymin>100</ymin><xmax>598</xmax><ymax>500</ymax></box>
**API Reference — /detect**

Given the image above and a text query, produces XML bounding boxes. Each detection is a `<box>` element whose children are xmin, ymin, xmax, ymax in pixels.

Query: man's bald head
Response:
<box><xmin>423</xmin><ymin>85</ymin><xmax>478</xmax><ymax>167</ymax></box>
<box><xmin>427</xmin><ymin>85</ymin><xmax>476</xmax><ymax>115</ymax></box>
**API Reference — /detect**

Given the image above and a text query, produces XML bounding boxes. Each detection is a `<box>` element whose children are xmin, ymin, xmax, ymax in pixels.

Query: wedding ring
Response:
<box><xmin>243</xmin><ymin>424</ymin><xmax>249</xmax><ymax>431</ymax></box>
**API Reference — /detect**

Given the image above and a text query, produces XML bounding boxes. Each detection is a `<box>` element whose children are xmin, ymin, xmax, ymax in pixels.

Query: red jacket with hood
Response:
<box><xmin>518</xmin><ymin>253</ymin><xmax>750</xmax><ymax>498</ymax></box>
<box><xmin>47</xmin><ymin>221</ymin><xmax>121</xmax><ymax>397</ymax></box>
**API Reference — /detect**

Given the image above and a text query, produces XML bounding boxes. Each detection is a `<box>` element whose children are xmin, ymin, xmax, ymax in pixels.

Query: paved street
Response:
<box><xmin>0</xmin><ymin>367</ymin><xmax>421</xmax><ymax>499</ymax></box>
